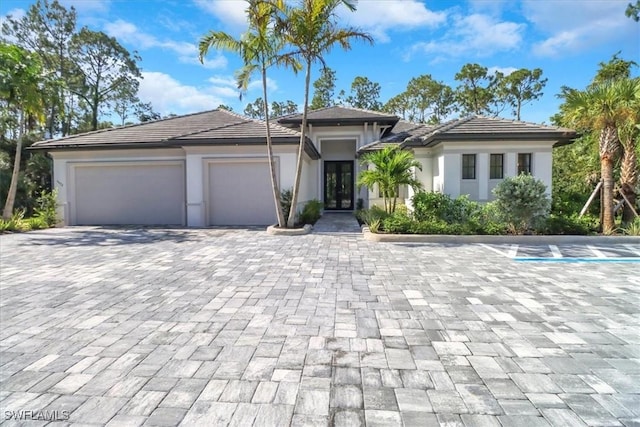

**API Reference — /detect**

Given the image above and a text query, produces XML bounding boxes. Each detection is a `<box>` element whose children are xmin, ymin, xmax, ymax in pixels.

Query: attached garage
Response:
<box><xmin>71</xmin><ymin>161</ymin><xmax>185</xmax><ymax>226</ymax></box>
<box><xmin>207</xmin><ymin>159</ymin><xmax>276</xmax><ymax>226</ymax></box>
<box><xmin>31</xmin><ymin>109</ymin><xmax>320</xmax><ymax>227</ymax></box>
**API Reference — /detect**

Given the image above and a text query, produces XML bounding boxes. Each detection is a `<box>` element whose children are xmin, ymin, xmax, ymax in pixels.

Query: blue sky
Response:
<box><xmin>1</xmin><ymin>0</ymin><xmax>638</xmax><ymax>124</ymax></box>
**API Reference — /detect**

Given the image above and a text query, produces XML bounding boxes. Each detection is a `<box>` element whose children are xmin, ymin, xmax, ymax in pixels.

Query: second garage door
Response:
<box><xmin>73</xmin><ymin>162</ymin><xmax>185</xmax><ymax>225</ymax></box>
<box><xmin>208</xmin><ymin>160</ymin><xmax>276</xmax><ymax>226</ymax></box>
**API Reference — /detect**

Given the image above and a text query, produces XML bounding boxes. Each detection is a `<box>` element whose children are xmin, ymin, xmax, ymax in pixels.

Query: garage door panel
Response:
<box><xmin>208</xmin><ymin>161</ymin><xmax>276</xmax><ymax>226</ymax></box>
<box><xmin>74</xmin><ymin>163</ymin><xmax>185</xmax><ymax>225</ymax></box>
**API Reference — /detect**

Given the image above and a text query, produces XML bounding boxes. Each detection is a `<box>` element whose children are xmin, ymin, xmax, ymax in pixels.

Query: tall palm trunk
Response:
<box><xmin>287</xmin><ymin>59</ymin><xmax>311</xmax><ymax>228</ymax></box>
<box><xmin>600</xmin><ymin>126</ymin><xmax>619</xmax><ymax>233</ymax></box>
<box><xmin>3</xmin><ymin>109</ymin><xmax>23</xmax><ymax>220</ymax></box>
<box><xmin>620</xmin><ymin>136</ymin><xmax>638</xmax><ymax>224</ymax></box>
<box><xmin>262</xmin><ymin>66</ymin><xmax>286</xmax><ymax>227</ymax></box>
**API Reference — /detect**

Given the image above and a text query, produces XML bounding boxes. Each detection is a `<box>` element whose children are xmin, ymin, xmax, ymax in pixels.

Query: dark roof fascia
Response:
<box><xmin>30</xmin><ymin>138</ymin><xmax>322</xmax><ymax>160</ymax></box>
<box><xmin>410</xmin><ymin>132</ymin><xmax>576</xmax><ymax>148</ymax></box>
<box><xmin>27</xmin><ymin>142</ymin><xmax>171</xmax><ymax>151</ymax></box>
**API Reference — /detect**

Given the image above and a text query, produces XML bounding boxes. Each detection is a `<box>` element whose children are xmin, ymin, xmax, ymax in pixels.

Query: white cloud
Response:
<box><xmin>523</xmin><ymin>0</ymin><xmax>637</xmax><ymax>57</ymax></box>
<box><xmin>104</xmin><ymin>19</ymin><xmax>227</xmax><ymax>69</ymax></box>
<box><xmin>339</xmin><ymin>0</ymin><xmax>446</xmax><ymax>43</ymax></box>
<box><xmin>138</xmin><ymin>71</ymin><xmax>227</xmax><ymax>115</ymax></box>
<box><xmin>408</xmin><ymin>13</ymin><xmax>524</xmax><ymax>60</ymax></box>
<box><xmin>0</xmin><ymin>8</ymin><xmax>25</xmax><ymax>41</ymax></box>
<box><xmin>248</xmin><ymin>77</ymin><xmax>278</xmax><ymax>93</ymax></box>
<box><xmin>193</xmin><ymin>0</ymin><xmax>248</xmax><ymax>29</ymax></box>
<box><xmin>488</xmin><ymin>66</ymin><xmax>518</xmax><ymax>76</ymax></box>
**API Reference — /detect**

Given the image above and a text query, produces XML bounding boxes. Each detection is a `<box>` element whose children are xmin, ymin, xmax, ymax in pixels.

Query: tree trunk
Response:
<box><xmin>599</xmin><ymin>126</ymin><xmax>620</xmax><ymax>233</ymax></box>
<box><xmin>262</xmin><ymin>66</ymin><xmax>286</xmax><ymax>228</ymax></box>
<box><xmin>2</xmin><ymin>137</ymin><xmax>23</xmax><ymax>220</ymax></box>
<box><xmin>286</xmin><ymin>60</ymin><xmax>312</xmax><ymax>228</ymax></box>
<box><xmin>620</xmin><ymin>141</ymin><xmax>638</xmax><ymax>225</ymax></box>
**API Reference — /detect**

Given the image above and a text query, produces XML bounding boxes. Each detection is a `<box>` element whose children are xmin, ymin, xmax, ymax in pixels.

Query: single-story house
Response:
<box><xmin>31</xmin><ymin>106</ymin><xmax>575</xmax><ymax>226</ymax></box>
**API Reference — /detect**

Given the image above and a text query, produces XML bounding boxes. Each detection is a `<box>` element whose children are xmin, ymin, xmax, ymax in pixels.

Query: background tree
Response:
<box><xmin>69</xmin><ymin>28</ymin><xmax>142</xmax><ymax>131</ymax></box>
<box><xmin>383</xmin><ymin>92</ymin><xmax>413</xmax><ymax>121</ymax></box>
<box><xmin>136</xmin><ymin>102</ymin><xmax>161</xmax><ymax>122</ymax></box>
<box><xmin>343</xmin><ymin>76</ymin><xmax>382</xmax><ymax>110</ymax></box>
<box><xmin>2</xmin><ymin>0</ymin><xmax>76</xmax><ymax>137</ymax></box>
<box><xmin>310</xmin><ymin>66</ymin><xmax>336</xmax><ymax>109</ymax></box>
<box><xmin>216</xmin><ymin>104</ymin><xmax>233</xmax><ymax>111</ymax></box>
<box><xmin>454</xmin><ymin>63</ymin><xmax>498</xmax><ymax>116</ymax></box>
<box><xmin>275</xmin><ymin>0</ymin><xmax>373</xmax><ymax>227</ymax></box>
<box><xmin>626</xmin><ymin>0</ymin><xmax>640</xmax><ymax>21</ymax></box>
<box><xmin>497</xmin><ymin>68</ymin><xmax>547</xmax><ymax>120</ymax></box>
<box><xmin>112</xmin><ymin>81</ymin><xmax>140</xmax><ymax>126</ymax></box>
<box><xmin>1</xmin><ymin>44</ymin><xmax>46</xmax><ymax>219</ymax></box>
<box><xmin>271</xmin><ymin>100</ymin><xmax>299</xmax><ymax>116</ymax></box>
<box><xmin>357</xmin><ymin>146</ymin><xmax>423</xmax><ymax>214</ymax></box>
<box><xmin>405</xmin><ymin>74</ymin><xmax>455</xmax><ymax>124</ymax></box>
<box><xmin>244</xmin><ymin>97</ymin><xmax>266</xmax><ymax>119</ymax></box>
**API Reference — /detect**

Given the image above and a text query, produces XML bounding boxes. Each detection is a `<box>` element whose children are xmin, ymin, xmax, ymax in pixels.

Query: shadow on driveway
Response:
<box><xmin>22</xmin><ymin>227</ymin><xmax>206</xmax><ymax>247</ymax></box>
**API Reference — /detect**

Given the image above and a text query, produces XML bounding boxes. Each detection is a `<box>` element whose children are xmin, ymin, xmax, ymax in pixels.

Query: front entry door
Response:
<box><xmin>324</xmin><ymin>161</ymin><xmax>354</xmax><ymax>210</ymax></box>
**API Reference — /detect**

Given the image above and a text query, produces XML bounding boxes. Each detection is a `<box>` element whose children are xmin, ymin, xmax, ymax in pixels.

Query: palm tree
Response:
<box><xmin>618</xmin><ymin>78</ymin><xmax>640</xmax><ymax>224</ymax></box>
<box><xmin>1</xmin><ymin>43</ymin><xmax>46</xmax><ymax>220</ymax></box>
<box><xmin>358</xmin><ymin>146</ymin><xmax>423</xmax><ymax>214</ymax></box>
<box><xmin>199</xmin><ymin>0</ymin><xmax>299</xmax><ymax>228</ymax></box>
<box><xmin>274</xmin><ymin>0</ymin><xmax>373</xmax><ymax>227</ymax></box>
<box><xmin>560</xmin><ymin>80</ymin><xmax>638</xmax><ymax>233</ymax></box>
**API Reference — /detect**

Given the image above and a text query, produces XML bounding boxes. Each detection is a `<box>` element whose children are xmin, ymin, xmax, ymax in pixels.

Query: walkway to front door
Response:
<box><xmin>313</xmin><ymin>212</ymin><xmax>361</xmax><ymax>233</ymax></box>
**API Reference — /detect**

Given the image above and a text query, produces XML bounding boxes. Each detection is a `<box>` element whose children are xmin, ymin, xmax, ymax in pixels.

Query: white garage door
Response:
<box><xmin>208</xmin><ymin>161</ymin><xmax>276</xmax><ymax>226</ymax></box>
<box><xmin>73</xmin><ymin>162</ymin><xmax>185</xmax><ymax>225</ymax></box>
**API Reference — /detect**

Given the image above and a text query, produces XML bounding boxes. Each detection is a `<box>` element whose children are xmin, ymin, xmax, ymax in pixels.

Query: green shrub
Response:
<box><xmin>28</xmin><ymin>216</ymin><xmax>48</xmax><ymax>230</ymax></box>
<box><xmin>620</xmin><ymin>217</ymin><xmax>640</xmax><ymax>236</ymax></box>
<box><xmin>299</xmin><ymin>199</ymin><xmax>323</xmax><ymax>225</ymax></box>
<box><xmin>413</xmin><ymin>192</ymin><xmax>481</xmax><ymax>223</ymax></box>
<box><xmin>493</xmin><ymin>174</ymin><xmax>551</xmax><ymax>234</ymax></box>
<box><xmin>382</xmin><ymin>211</ymin><xmax>414</xmax><ymax>233</ymax></box>
<box><xmin>368</xmin><ymin>218</ymin><xmax>381</xmax><ymax>233</ymax></box>
<box><xmin>537</xmin><ymin>213</ymin><xmax>596</xmax><ymax>235</ymax></box>
<box><xmin>0</xmin><ymin>209</ymin><xmax>29</xmax><ymax>233</ymax></box>
<box><xmin>413</xmin><ymin>192</ymin><xmax>453</xmax><ymax>221</ymax></box>
<box><xmin>357</xmin><ymin>205</ymin><xmax>389</xmax><ymax>225</ymax></box>
<box><xmin>33</xmin><ymin>189</ymin><xmax>58</xmax><ymax>226</ymax></box>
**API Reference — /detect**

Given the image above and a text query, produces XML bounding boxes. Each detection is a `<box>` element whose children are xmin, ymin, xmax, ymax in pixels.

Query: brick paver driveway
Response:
<box><xmin>1</xmin><ymin>227</ymin><xmax>639</xmax><ymax>426</ymax></box>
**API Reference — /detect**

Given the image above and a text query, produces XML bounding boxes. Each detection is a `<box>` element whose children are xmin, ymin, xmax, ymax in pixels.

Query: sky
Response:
<box><xmin>1</xmin><ymin>0</ymin><xmax>639</xmax><ymax>125</ymax></box>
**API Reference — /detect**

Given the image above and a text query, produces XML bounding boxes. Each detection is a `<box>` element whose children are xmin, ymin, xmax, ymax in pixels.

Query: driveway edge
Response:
<box><xmin>361</xmin><ymin>226</ymin><xmax>640</xmax><ymax>244</ymax></box>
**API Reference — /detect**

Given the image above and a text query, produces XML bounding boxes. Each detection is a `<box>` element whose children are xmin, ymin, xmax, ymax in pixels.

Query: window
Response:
<box><xmin>517</xmin><ymin>153</ymin><xmax>532</xmax><ymax>174</ymax></box>
<box><xmin>462</xmin><ymin>154</ymin><xmax>476</xmax><ymax>179</ymax></box>
<box><xmin>490</xmin><ymin>154</ymin><xmax>504</xmax><ymax>179</ymax></box>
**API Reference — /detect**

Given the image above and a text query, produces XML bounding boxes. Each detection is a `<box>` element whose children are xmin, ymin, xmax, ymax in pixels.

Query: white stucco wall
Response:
<box><xmin>436</xmin><ymin>141</ymin><xmax>556</xmax><ymax>201</ymax></box>
<box><xmin>183</xmin><ymin>145</ymin><xmax>298</xmax><ymax>226</ymax></box>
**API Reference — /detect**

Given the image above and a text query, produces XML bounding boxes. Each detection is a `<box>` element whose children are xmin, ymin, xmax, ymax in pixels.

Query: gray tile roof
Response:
<box><xmin>31</xmin><ymin>109</ymin><xmax>320</xmax><ymax>158</ymax></box>
<box><xmin>278</xmin><ymin>105</ymin><xmax>399</xmax><ymax>126</ymax></box>
<box><xmin>359</xmin><ymin>115</ymin><xmax>575</xmax><ymax>155</ymax></box>
<box><xmin>404</xmin><ymin>115</ymin><xmax>576</xmax><ymax>147</ymax></box>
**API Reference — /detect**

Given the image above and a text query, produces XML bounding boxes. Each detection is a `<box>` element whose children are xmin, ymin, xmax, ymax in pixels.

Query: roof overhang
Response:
<box><xmin>29</xmin><ymin>137</ymin><xmax>321</xmax><ymax>159</ymax></box>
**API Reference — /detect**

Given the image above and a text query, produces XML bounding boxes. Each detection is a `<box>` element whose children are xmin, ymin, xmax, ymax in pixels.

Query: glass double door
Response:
<box><xmin>324</xmin><ymin>161</ymin><xmax>354</xmax><ymax>210</ymax></box>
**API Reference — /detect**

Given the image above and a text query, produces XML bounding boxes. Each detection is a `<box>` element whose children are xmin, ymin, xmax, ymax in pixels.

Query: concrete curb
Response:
<box><xmin>266</xmin><ymin>224</ymin><xmax>313</xmax><ymax>236</ymax></box>
<box><xmin>361</xmin><ymin>226</ymin><xmax>640</xmax><ymax>244</ymax></box>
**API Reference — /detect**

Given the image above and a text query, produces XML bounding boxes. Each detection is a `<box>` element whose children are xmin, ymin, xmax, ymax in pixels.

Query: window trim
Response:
<box><xmin>489</xmin><ymin>153</ymin><xmax>504</xmax><ymax>180</ymax></box>
<box><xmin>517</xmin><ymin>153</ymin><xmax>532</xmax><ymax>175</ymax></box>
<box><xmin>462</xmin><ymin>154</ymin><xmax>476</xmax><ymax>180</ymax></box>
